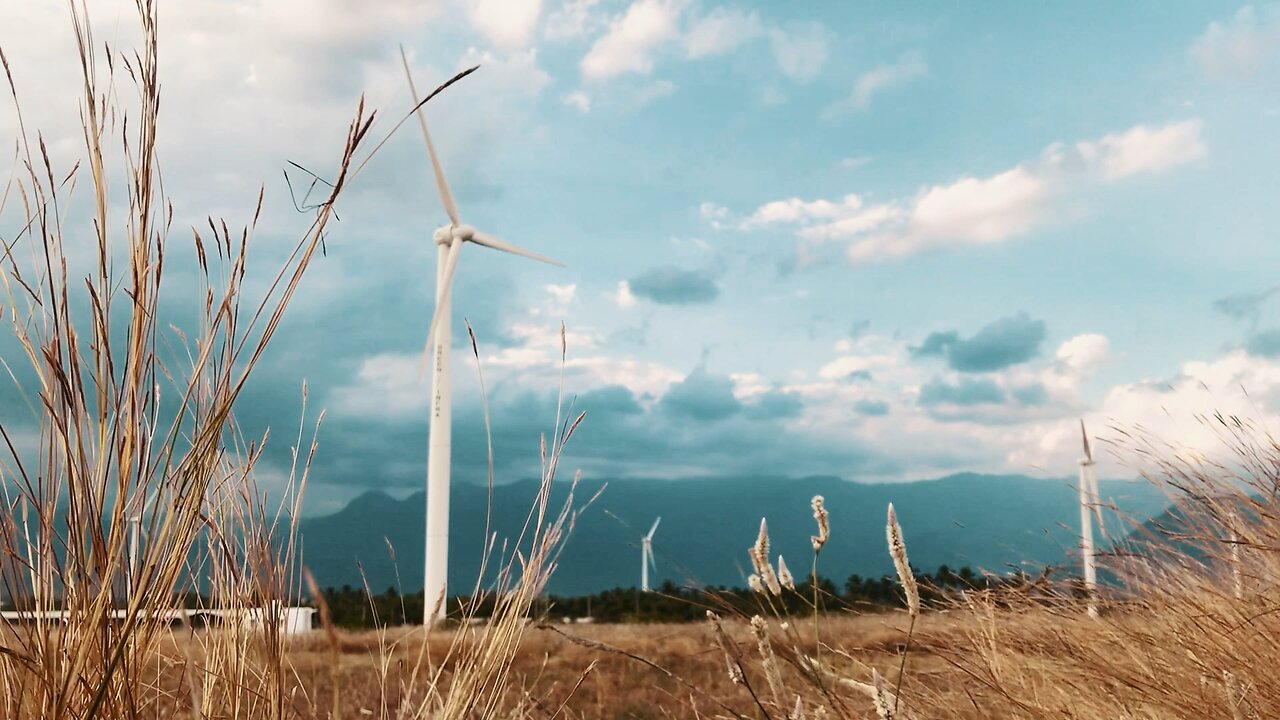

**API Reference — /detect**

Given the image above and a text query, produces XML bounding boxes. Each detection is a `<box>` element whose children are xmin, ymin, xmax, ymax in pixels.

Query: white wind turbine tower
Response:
<box><xmin>400</xmin><ymin>50</ymin><xmax>564</xmax><ymax>625</ymax></box>
<box><xmin>641</xmin><ymin>517</ymin><xmax>661</xmax><ymax>592</ymax></box>
<box><xmin>1078</xmin><ymin>420</ymin><xmax>1104</xmax><ymax>618</ymax></box>
<box><xmin>125</xmin><ymin>488</ymin><xmax>158</xmax><ymax>604</ymax></box>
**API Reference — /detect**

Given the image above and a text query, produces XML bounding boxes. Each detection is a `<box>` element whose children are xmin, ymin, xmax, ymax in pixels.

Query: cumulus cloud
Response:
<box><xmin>581</xmin><ymin>0</ymin><xmax>684</xmax><ymax>80</ymax></box>
<box><xmin>1214</xmin><ymin>286</ymin><xmax>1280</xmax><ymax>333</ymax></box>
<box><xmin>1246</xmin><ymin>329</ymin><xmax>1280</xmax><ymax>357</ymax></box>
<box><xmin>851</xmin><ymin>51</ymin><xmax>927</xmax><ymax>108</ymax></box>
<box><xmin>544</xmin><ymin>0</ymin><xmax>602</xmax><ymax>40</ymax></box>
<box><xmin>1055</xmin><ymin>333</ymin><xmax>1111</xmax><ymax>373</ymax></box>
<box><xmin>628</xmin><ymin>266</ymin><xmax>719</xmax><ymax>305</ymax></box>
<box><xmin>1072</xmin><ymin>120</ymin><xmax>1207</xmax><ymax>180</ymax></box>
<box><xmin>1191</xmin><ymin>5</ymin><xmax>1280</xmax><ymax>79</ymax></box>
<box><xmin>767</xmin><ymin>21</ymin><xmax>831</xmax><ymax>82</ymax></box>
<box><xmin>913</xmin><ymin>313</ymin><xmax>1047</xmax><ymax>373</ymax></box>
<box><xmin>918</xmin><ymin>377</ymin><xmax>1006</xmax><ymax>407</ymax></box>
<box><xmin>659</xmin><ymin>369</ymin><xmax>742</xmax><ymax>421</ymax></box>
<box><xmin>469</xmin><ymin>0</ymin><xmax>544</xmax><ymax>49</ymax></box>
<box><xmin>683</xmin><ymin>6</ymin><xmax>762</xmax><ymax>59</ymax></box>
<box><xmin>733</xmin><ymin>119</ymin><xmax>1207</xmax><ymax>263</ymax></box>
<box><xmin>564</xmin><ymin>90</ymin><xmax>592</xmax><ymax>112</ymax></box>
<box><xmin>853</xmin><ymin>398</ymin><xmax>890</xmax><ymax>416</ymax></box>
<box><xmin>612</xmin><ymin>280</ymin><xmax>638</xmax><ymax>308</ymax></box>
<box><xmin>744</xmin><ymin>389</ymin><xmax>804</xmax><ymax>420</ymax></box>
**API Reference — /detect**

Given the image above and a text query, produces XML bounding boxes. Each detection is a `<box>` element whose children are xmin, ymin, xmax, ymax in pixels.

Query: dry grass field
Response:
<box><xmin>4</xmin><ymin>3</ymin><xmax>1280</xmax><ymax>719</ymax></box>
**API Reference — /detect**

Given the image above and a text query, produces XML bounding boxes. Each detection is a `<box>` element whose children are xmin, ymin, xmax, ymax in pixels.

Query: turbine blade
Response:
<box><xmin>648</xmin><ymin>549</ymin><xmax>657</xmax><ymax>571</ymax></box>
<box><xmin>400</xmin><ymin>47</ymin><xmax>461</xmax><ymax>226</ymax></box>
<box><xmin>419</xmin><ymin>241</ymin><xmax>463</xmax><ymax>382</ymax></box>
<box><xmin>469</xmin><ymin>230</ymin><xmax>565</xmax><ymax>267</ymax></box>
<box><xmin>1080</xmin><ymin>419</ymin><xmax>1093</xmax><ymax>463</ymax></box>
<box><xmin>647</xmin><ymin>516</ymin><xmax>662</xmax><ymax>539</ymax></box>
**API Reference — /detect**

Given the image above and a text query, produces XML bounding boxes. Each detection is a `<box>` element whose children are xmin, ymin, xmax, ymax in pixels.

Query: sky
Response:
<box><xmin>4</xmin><ymin>1</ymin><xmax>1280</xmax><ymax>514</ymax></box>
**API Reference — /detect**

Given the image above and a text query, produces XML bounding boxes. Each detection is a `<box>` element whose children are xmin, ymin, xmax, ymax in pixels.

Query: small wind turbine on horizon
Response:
<box><xmin>641</xmin><ymin>517</ymin><xmax>661</xmax><ymax>593</ymax></box>
<box><xmin>400</xmin><ymin>48</ymin><xmax>564</xmax><ymax>625</ymax></box>
<box><xmin>1078</xmin><ymin>420</ymin><xmax>1104</xmax><ymax>618</ymax></box>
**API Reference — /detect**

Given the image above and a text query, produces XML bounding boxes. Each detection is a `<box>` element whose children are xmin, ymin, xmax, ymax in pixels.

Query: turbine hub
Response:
<box><xmin>451</xmin><ymin>224</ymin><xmax>476</xmax><ymax>242</ymax></box>
<box><xmin>432</xmin><ymin>226</ymin><xmax>452</xmax><ymax>246</ymax></box>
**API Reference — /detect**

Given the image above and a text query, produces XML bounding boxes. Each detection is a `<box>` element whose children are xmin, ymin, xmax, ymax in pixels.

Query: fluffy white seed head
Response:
<box><xmin>872</xmin><ymin>668</ymin><xmax>896</xmax><ymax>720</ymax></box>
<box><xmin>778</xmin><ymin>554</ymin><xmax>795</xmax><ymax>591</ymax></box>
<box><xmin>789</xmin><ymin>695</ymin><xmax>806</xmax><ymax>720</ymax></box>
<box><xmin>750</xmin><ymin>615</ymin><xmax>784</xmax><ymax>707</ymax></box>
<box><xmin>752</xmin><ymin>517</ymin><xmax>771</xmax><ymax>572</ymax></box>
<box><xmin>748</xmin><ymin>573</ymin><xmax>764</xmax><ymax>594</ymax></box>
<box><xmin>887</xmin><ymin>503</ymin><xmax>920</xmax><ymax>617</ymax></box>
<box><xmin>811</xmin><ymin>495</ymin><xmax>829</xmax><ymax>552</ymax></box>
<box><xmin>706</xmin><ymin>610</ymin><xmax>744</xmax><ymax>685</ymax></box>
<box><xmin>762</xmin><ymin>561</ymin><xmax>783</xmax><ymax>596</ymax></box>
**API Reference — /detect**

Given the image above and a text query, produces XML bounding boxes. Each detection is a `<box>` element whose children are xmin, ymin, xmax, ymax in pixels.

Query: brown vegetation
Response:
<box><xmin>3</xmin><ymin>3</ymin><xmax>1279</xmax><ymax>719</ymax></box>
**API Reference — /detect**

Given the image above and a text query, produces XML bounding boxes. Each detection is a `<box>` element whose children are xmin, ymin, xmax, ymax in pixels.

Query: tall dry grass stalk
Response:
<box><xmin>0</xmin><ymin>4</ymin><xmax>587</xmax><ymax>719</ymax></box>
<box><xmin>0</xmin><ymin>1</ymin><xmax>374</xmax><ymax>715</ymax></box>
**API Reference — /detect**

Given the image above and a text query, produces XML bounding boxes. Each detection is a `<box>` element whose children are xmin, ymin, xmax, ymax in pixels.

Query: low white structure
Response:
<box><xmin>0</xmin><ymin>606</ymin><xmax>317</xmax><ymax>634</ymax></box>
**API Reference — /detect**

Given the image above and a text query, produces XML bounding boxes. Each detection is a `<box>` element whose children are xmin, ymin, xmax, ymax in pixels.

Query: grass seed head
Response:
<box><xmin>777</xmin><ymin>554</ymin><xmax>795</xmax><ymax>591</ymax></box>
<box><xmin>887</xmin><ymin>503</ymin><xmax>920</xmax><ymax>617</ymax></box>
<box><xmin>872</xmin><ymin>668</ymin><xmax>896</xmax><ymax>720</ymax></box>
<box><xmin>811</xmin><ymin>495</ymin><xmax>829</xmax><ymax>552</ymax></box>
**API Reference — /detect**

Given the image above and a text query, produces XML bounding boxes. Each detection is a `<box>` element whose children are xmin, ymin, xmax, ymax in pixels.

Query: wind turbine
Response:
<box><xmin>641</xmin><ymin>517</ymin><xmax>661</xmax><ymax>592</ymax></box>
<box><xmin>400</xmin><ymin>49</ymin><xmax>564</xmax><ymax>625</ymax></box>
<box><xmin>125</xmin><ymin>488</ymin><xmax>158</xmax><ymax>604</ymax></box>
<box><xmin>1078</xmin><ymin>420</ymin><xmax>1103</xmax><ymax>618</ymax></box>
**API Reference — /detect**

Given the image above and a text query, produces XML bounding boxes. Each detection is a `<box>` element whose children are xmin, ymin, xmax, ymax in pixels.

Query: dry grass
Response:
<box><xmin>0</xmin><ymin>2</ymin><xmax>579</xmax><ymax>718</ymax></box>
<box><xmin>6</xmin><ymin>3</ymin><xmax>1280</xmax><ymax>720</ymax></box>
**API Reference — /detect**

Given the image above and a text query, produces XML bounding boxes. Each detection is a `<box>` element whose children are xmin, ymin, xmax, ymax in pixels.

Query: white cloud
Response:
<box><xmin>564</xmin><ymin>90</ymin><xmax>592</xmax><ymax>112</ymax></box>
<box><xmin>1073</xmin><ymin>119</ymin><xmax>1207</xmax><ymax>180</ymax></box>
<box><xmin>767</xmin><ymin>22</ymin><xmax>831</xmax><ymax>82</ymax></box>
<box><xmin>849</xmin><ymin>166</ymin><xmax>1050</xmax><ymax>262</ymax></box>
<box><xmin>634</xmin><ymin>78</ymin><xmax>677</xmax><ymax>104</ymax></box>
<box><xmin>731</xmin><ymin>119</ymin><xmax>1207</xmax><ymax>264</ymax></box>
<box><xmin>469</xmin><ymin>0</ymin><xmax>544</xmax><ymax>49</ymax></box>
<box><xmin>545</xmin><ymin>0</ymin><xmax>602</xmax><ymax>40</ymax></box>
<box><xmin>1191</xmin><ymin>5</ymin><xmax>1280</xmax><ymax>79</ymax></box>
<box><xmin>581</xmin><ymin>0</ymin><xmax>685</xmax><ymax>80</ymax></box>
<box><xmin>852</xmin><ymin>51</ymin><xmax>927</xmax><ymax>108</ymax></box>
<box><xmin>613</xmin><ymin>280</ymin><xmax>637</xmax><ymax>308</ymax></box>
<box><xmin>1050</xmin><ymin>350</ymin><xmax>1280</xmax><ymax>473</ymax></box>
<box><xmin>746</xmin><ymin>195</ymin><xmax>861</xmax><ymax>224</ymax></box>
<box><xmin>1056</xmin><ymin>333</ymin><xmax>1111</xmax><ymax>373</ymax></box>
<box><xmin>544</xmin><ymin>283</ymin><xmax>577</xmax><ymax>315</ymax></box>
<box><xmin>683</xmin><ymin>6</ymin><xmax>762</xmax><ymax>59</ymax></box>
<box><xmin>698</xmin><ymin>201</ymin><xmax>730</xmax><ymax>229</ymax></box>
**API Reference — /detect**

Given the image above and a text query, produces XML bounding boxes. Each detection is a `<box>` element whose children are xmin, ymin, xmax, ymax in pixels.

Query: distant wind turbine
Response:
<box><xmin>641</xmin><ymin>517</ymin><xmax>661</xmax><ymax>592</ymax></box>
<box><xmin>1078</xmin><ymin>420</ymin><xmax>1102</xmax><ymax>618</ymax></box>
<box><xmin>400</xmin><ymin>48</ymin><xmax>564</xmax><ymax>625</ymax></box>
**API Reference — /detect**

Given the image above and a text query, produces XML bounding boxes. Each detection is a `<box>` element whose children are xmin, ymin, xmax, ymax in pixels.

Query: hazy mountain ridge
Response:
<box><xmin>299</xmin><ymin>473</ymin><xmax>1172</xmax><ymax>596</ymax></box>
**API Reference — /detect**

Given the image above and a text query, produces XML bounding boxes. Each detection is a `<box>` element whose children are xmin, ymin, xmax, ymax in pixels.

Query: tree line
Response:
<box><xmin>318</xmin><ymin>564</ymin><xmax>1046</xmax><ymax>627</ymax></box>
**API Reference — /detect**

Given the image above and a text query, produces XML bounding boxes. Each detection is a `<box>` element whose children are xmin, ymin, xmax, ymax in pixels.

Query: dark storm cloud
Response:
<box><xmin>853</xmin><ymin>399</ymin><xmax>890</xmax><ymax>416</ymax></box>
<box><xmin>628</xmin><ymin>266</ymin><xmax>719</xmax><ymax>305</ymax></box>
<box><xmin>1214</xmin><ymin>286</ymin><xmax>1280</xmax><ymax>324</ymax></box>
<box><xmin>289</xmin><ymin>362</ymin><xmax>902</xmax><ymax>500</ymax></box>
<box><xmin>1246</xmin><ymin>329</ymin><xmax>1280</xmax><ymax>358</ymax></box>
<box><xmin>912</xmin><ymin>313</ymin><xmax>1046</xmax><ymax>372</ymax></box>
<box><xmin>918</xmin><ymin>377</ymin><xmax>1005</xmax><ymax>406</ymax></box>
<box><xmin>745</xmin><ymin>389</ymin><xmax>804</xmax><ymax>420</ymax></box>
<box><xmin>659</xmin><ymin>370</ymin><xmax>742</xmax><ymax>421</ymax></box>
<box><xmin>1010</xmin><ymin>382</ymin><xmax>1049</xmax><ymax>406</ymax></box>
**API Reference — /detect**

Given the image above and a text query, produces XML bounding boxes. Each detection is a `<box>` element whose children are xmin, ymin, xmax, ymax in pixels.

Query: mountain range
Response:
<box><xmin>297</xmin><ymin>473</ymin><xmax>1173</xmax><ymax>596</ymax></box>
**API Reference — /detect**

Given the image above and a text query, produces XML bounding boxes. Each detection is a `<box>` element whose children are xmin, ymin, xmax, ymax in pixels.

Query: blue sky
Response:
<box><xmin>6</xmin><ymin>1</ymin><xmax>1280</xmax><ymax>513</ymax></box>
